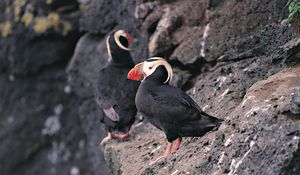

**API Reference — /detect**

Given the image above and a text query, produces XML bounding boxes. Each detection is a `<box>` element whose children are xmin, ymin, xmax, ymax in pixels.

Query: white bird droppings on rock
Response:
<box><xmin>150</xmin><ymin>145</ymin><xmax>162</xmax><ymax>154</ymax></box>
<box><xmin>64</xmin><ymin>85</ymin><xmax>72</xmax><ymax>94</ymax></box>
<box><xmin>63</xmin><ymin>150</ymin><xmax>71</xmax><ymax>162</ymax></box>
<box><xmin>192</xmin><ymin>87</ymin><xmax>196</xmax><ymax>95</ymax></box>
<box><xmin>7</xmin><ymin>116</ymin><xmax>14</xmax><ymax>124</ymax></box>
<box><xmin>293</xmin><ymin>136</ymin><xmax>300</xmax><ymax>141</ymax></box>
<box><xmin>241</xmin><ymin>95</ymin><xmax>255</xmax><ymax>107</ymax></box>
<box><xmin>79</xmin><ymin>140</ymin><xmax>85</xmax><ymax>149</ymax></box>
<box><xmin>250</xmin><ymin>140</ymin><xmax>255</xmax><ymax>147</ymax></box>
<box><xmin>70</xmin><ymin>166</ymin><xmax>80</xmax><ymax>175</ymax></box>
<box><xmin>202</xmin><ymin>104</ymin><xmax>209</xmax><ymax>111</ymax></box>
<box><xmin>42</xmin><ymin>116</ymin><xmax>61</xmax><ymax>136</ymax></box>
<box><xmin>217</xmin><ymin>151</ymin><xmax>226</xmax><ymax>165</ymax></box>
<box><xmin>48</xmin><ymin>147</ymin><xmax>58</xmax><ymax>164</ymax></box>
<box><xmin>228</xmin><ymin>141</ymin><xmax>256</xmax><ymax>175</ymax></box>
<box><xmin>200</xmin><ymin>24</ymin><xmax>210</xmax><ymax>57</ymax></box>
<box><xmin>244</xmin><ymin>136</ymin><xmax>250</xmax><ymax>143</ymax></box>
<box><xmin>171</xmin><ymin>169</ymin><xmax>179</xmax><ymax>175</ymax></box>
<box><xmin>244</xmin><ymin>106</ymin><xmax>261</xmax><ymax>118</ymax></box>
<box><xmin>217</xmin><ymin>76</ymin><xmax>227</xmax><ymax>88</ymax></box>
<box><xmin>218</xmin><ymin>88</ymin><xmax>230</xmax><ymax>102</ymax></box>
<box><xmin>54</xmin><ymin>104</ymin><xmax>63</xmax><ymax>115</ymax></box>
<box><xmin>224</xmin><ymin>134</ymin><xmax>234</xmax><ymax>147</ymax></box>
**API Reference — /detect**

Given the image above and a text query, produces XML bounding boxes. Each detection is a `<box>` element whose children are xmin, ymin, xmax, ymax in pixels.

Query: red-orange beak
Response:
<box><xmin>127</xmin><ymin>64</ymin><xmax>144</xmax><ymax>81</ymax></box>
<box><xmin>125</xmin><ymin>32</ymin><xmax>133</xmax><ymax>45</ymax></box>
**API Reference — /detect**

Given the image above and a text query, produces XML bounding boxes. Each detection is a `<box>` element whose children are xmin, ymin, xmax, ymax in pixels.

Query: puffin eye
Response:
<box><xmin>149</xmin><ymin>67</ymin><xmax>153</xmax><ymax>70</ymax></box>
<box><xmin>119</xmin><ymin>36</ymin><xmax>128</xmax><ymax>47</ymax></box>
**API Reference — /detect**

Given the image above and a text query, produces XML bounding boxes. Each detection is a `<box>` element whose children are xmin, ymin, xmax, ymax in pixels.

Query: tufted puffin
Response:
<box><xmin>127</xmin><ymin>57</ymin><xmax>223</xmax><ymax>165</ymax></box>
<box><xmin>96</xmin><ymin>30</ymin><xmax>139</xmax><ymax>146</ymax></box>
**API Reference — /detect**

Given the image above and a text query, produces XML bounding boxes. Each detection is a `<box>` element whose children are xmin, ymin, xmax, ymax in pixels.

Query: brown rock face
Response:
<box><xmin>98</xmin><ymin>0</ymin><xmax>300</xmax><ymax>174</ymax></box>
<box><xmin>146</xmin><ymin>0</ymin><xmax>208</xmax><ymax>58</ymax></box>
<box><xmin>2</xmin><ymin>0</ymin><xmax>300</xmax><ymax>175</ymax></box>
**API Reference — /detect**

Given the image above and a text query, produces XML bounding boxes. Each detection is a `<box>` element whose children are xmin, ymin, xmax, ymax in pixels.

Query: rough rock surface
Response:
<box><xmin>103</xmin><ymin>34</ymin><xmax>300</xmax><ymax>175</ymax></box>
<box><xmin>1</xmin><ymin>0</ymin><xmax>300</xmax><ymax>175</ymax></box>
<box><xmin>101</xmin><ymin>0</ymin><xmax>300</xmax><ymax>174</ymax></box>
<box><xmin>79</xmin><ymin>0</ymin><xmax>116</xmax><ymax>34</ymax></box>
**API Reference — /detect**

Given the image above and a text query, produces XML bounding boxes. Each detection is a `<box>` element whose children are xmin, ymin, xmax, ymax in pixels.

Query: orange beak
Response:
<box><xmin>125</xmin><ymin>32</ymin><xmax>133</xmax><ymax>45</ymax></box>
<box><xmin>127</xmin><ymin>64</ymin><xmax>144</xmax><ymax>81</ymax></box>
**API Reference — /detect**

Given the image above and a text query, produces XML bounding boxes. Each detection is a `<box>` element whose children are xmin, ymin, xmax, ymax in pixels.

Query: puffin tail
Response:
<box><xmin>201</xmin><ymin>112</ymin><xmax>223</xmax><ymax>128</ymax></box>
<box><xmin>214</xmin><ymin>118</ymin><xmax>223</xmax><ymax>127</ymax></box>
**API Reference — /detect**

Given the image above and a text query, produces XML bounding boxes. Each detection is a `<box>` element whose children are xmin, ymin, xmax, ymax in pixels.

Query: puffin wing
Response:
<box><xmin>96</xmin><ymin>68</ymin><xmax>138</xmax><ymax>122</ymax></box>
<box><xmin>147</xmin><ymin>85</ymin><xmax>222</xmax><ymax>140</ymax></box>
<box><xmin>96</xmin><ymin>68</ymin><xmax>122</xmax><ymax>122</ymax></box>
<box><xmin>150</xmin><ymin>86</ymin><xmax>218</xmax><ymax>125</ymax></box>
<box><xmin>103</xmin><ymin>106</ymin><xmax>120</xmax><ymax>121</ymax></box>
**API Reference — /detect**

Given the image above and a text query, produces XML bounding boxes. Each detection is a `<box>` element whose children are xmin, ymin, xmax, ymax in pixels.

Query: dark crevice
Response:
<box><xmin>217</xmin><ymin>45</ymin><xmax>265</xmax><ymax>63</ymax></box>
<box><xmin>182</xmin><ymin>59</ymin><xmax>217</xmax><ymax>91</ymax></box>
<box><xmin>280</xmin><ymin>140</ymin><xmax>300</xmax><ymax>175</ymax></box>
<box><xmin>147</xmin><ymin>19</ymin><xmax>159</xmax><ymax>34</ymax></box>
<box><xmin>169</xmin><ymin>58</ymin><xmax>217</xmax><ymax>91</ymax></box>
<box><xmin>168</xmin><ymin>59</ymin><xmax>190</xmax><ymax>70</ymax></box>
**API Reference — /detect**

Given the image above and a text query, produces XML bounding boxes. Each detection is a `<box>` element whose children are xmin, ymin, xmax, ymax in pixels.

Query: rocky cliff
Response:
<box><xmin>1</xmin><ymin>0</ymin><xmax>300</xmax><ymax>175</ymax></box>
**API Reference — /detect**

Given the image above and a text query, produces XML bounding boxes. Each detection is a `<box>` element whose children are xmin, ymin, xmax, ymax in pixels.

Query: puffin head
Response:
<box><xmin>127</xmin><ymin>57</ymin><xmax>173</xmax><ymax>84</ymax></box>
<box><xmin>106</xmin><ymin>30</ymin><xmax>133</xmax><ymax>60</ymax></box>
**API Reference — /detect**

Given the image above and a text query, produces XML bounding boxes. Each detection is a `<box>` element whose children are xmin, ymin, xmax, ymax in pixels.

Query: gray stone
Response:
<box><xmin>79</xmin><ymin>0</ymin><xmax>116</xmax><ymax>34</ymax></box>
<box><xmin>67</xmin><ymin>33</ymin><xmax>108</xmax><ymax>98</ymax></box>
<box><xmin>147</xmin><ymin>0</ymin><xmax>208</xmax><ymax>58</ymax></box>
<box><xmin>170</xmin><ymin>27</ymin><xmax>204</xmax><ymax>64</ymax></box>
<box><xmin>135</xmin><ymin>1</ymin><xmax>160</xmax><ymax>20</ymax></box>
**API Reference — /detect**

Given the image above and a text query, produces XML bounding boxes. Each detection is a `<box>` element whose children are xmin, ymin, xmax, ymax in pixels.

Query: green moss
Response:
<box><xmin>288</xmin><ymin>0</ymin><xmax>300</xmax><ymax>22</ymax></box>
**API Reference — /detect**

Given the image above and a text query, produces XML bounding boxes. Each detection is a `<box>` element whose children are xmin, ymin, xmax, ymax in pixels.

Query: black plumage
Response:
<box><xmin>96</xmin><ymin>30</ymin><xmax>139</xmax><ymax>145</ymax></box>
<box><xmin>136</xmin><ymin>65</ymin><xmax>222</xmax><ymax>142</ymax></box>
<box><xmin>128</xmin><ymin>58</ymin><xmax>222</xmax><ymax>164</ymax></box>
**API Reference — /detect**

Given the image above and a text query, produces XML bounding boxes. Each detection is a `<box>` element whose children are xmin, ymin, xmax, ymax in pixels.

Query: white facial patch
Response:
<box><xmin>142</xmin><ymin>61</ymin><xmax>158</xmax><ymax>77</ymax></box>
<box><xmin>114</xmin><ymin>30</ymin><xmax>130</xmax><ymax>51</ymax></box>
<box><xmin>142</xmin><ymin>57</ymin><xmax>173</xmax><ymax>83</ymax></box>
<box><xmin>106</xmin><ymin>35</ymin><xmax>112</xmax><ymax>60</ymax></box>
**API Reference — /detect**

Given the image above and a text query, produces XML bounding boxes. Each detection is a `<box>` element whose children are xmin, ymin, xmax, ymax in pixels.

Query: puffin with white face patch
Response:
<box><xmin>96</xmin><ymin>30</ymin><xmax>139</xmax><ymax>146</ymax></box>
<box><xmin>127</xmin><ymin>57</ymin><xmax>223</xmax><ymax>165</ymax></box>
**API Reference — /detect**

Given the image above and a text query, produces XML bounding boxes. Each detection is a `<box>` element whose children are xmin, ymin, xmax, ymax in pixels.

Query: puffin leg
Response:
<box><xmin>171</xmin><ymin>137</ymin><xmax>182</xmax><ymax>153</ymax></box>
<box><xmin>100</xmin><ymin>132</ymin><xmax>113</xmax><ymax>146</ymax></box>
<box><xmin>112</xmin><ymin>132</ymin><xmax>130</xmax><ymax>139</ymax></box>
<box><xmin>149</xmin><ymin>141</ymin><xmax>172</xmax><ymax>165</ymax></box>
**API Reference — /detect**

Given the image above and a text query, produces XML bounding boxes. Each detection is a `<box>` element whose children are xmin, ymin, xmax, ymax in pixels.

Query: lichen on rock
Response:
<box><xmin>0</xmin><ymin>21</ymin><xmax>12</xmax><ymax>37</ymax></box>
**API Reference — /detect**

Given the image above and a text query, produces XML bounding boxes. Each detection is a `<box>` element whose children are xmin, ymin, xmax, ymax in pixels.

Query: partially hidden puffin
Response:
<box><xmin>127</xmin><ymin>57</ymin><xmax>223</xmax><ymax>165</ymax></box>
<box><xmin>96</xmin><ymin>30</ymin><xmax>139</xmax><ymax>146</ymax></box>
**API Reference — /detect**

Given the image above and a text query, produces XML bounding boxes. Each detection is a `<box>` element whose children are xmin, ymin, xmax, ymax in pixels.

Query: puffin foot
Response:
<box><xmin>149</xmin><ymin>142</ymin><xmax>172</xmax><ymax>166</ymax></box>
<box><xmin>100</xmin><ymin>132</ymin><xmax>113</xmax><ymax>146</ymax></box>
<box><xmin>100</xmin><ymin>131</ymin><xmax>131</xmax><ymax>146</ymax></box>
<box><xmin>171</xmin><ymin>137</ymin><xmax>182</xmax><ymax>153</ymax></box>
<box><xmin>112</xmin><ymin>132</ymin><xmax>130</xmax><ymax>139</ymax></box>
